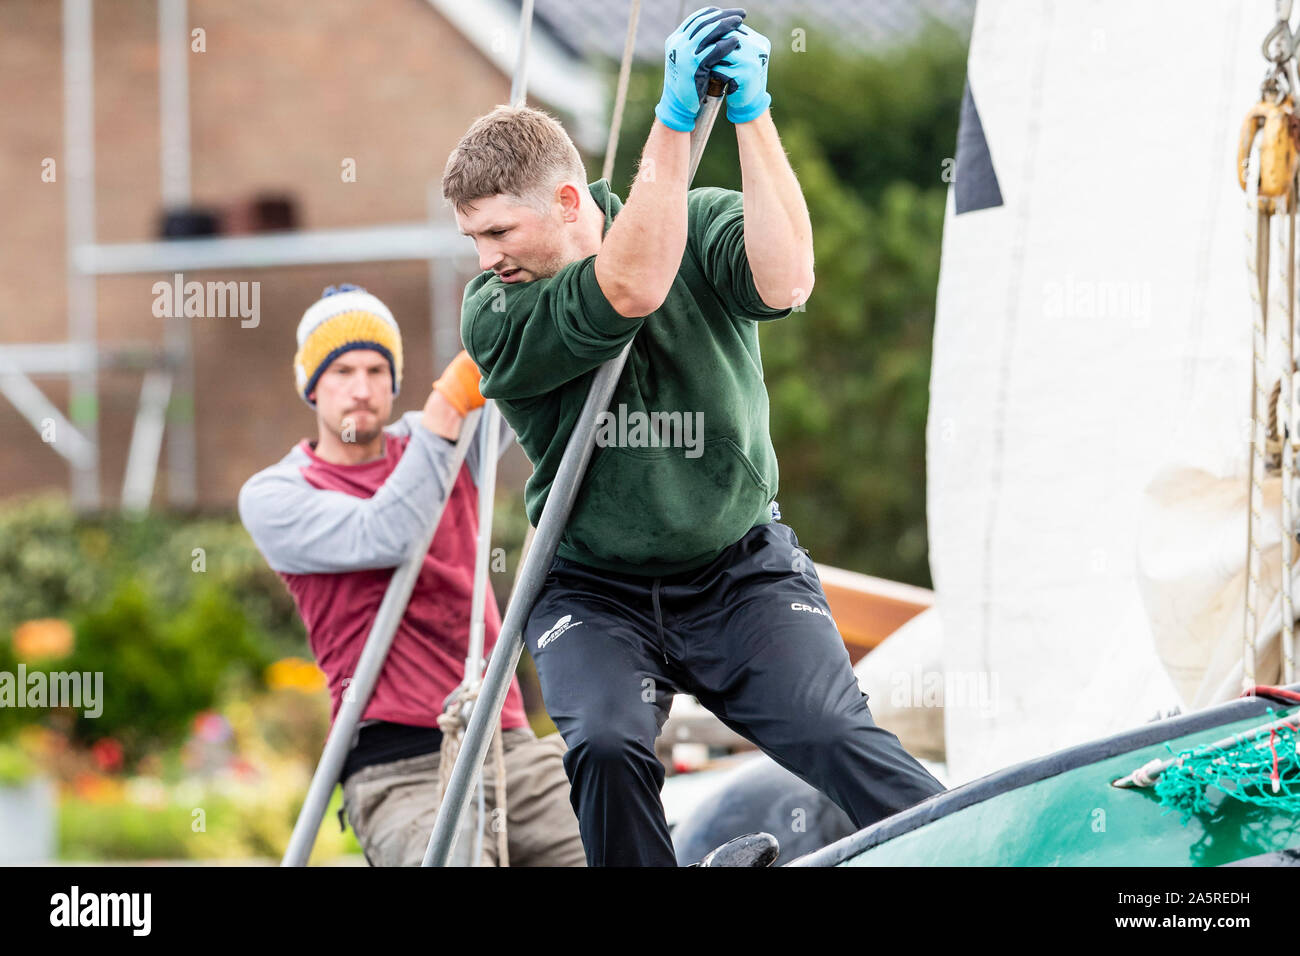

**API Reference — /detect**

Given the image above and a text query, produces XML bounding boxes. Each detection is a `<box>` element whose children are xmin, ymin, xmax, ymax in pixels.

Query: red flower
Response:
<box><xmin>91</xmin><ymin>738</ymin><xmax>123</xmax><ymax>773</ymax></box>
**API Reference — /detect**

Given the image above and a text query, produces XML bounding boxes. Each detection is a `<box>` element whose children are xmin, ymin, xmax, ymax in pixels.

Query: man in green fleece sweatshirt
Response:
<box><xmin>442</xmin><ymin>7</ymin><xmax>944</xmax><ymax>866</ymax></box>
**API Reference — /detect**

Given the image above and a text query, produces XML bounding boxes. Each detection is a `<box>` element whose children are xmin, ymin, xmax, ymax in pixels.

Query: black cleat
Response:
<box><xmin>693</xmin><ymin>832</ymin><xmax>780</xmax><ymax>867</ymax></box>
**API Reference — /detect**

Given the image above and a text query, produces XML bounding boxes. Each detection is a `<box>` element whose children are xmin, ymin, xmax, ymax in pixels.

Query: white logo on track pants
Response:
<box><xmin>538</xmin><ymin>614</ymin><xmax>582</xmax><ymax>649</ymax></box>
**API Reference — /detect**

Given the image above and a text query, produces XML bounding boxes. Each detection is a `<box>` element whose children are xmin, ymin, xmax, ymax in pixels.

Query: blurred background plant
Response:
<box><xmin>0</xmin><ymin>496</ymin><xmax>358</xmax><ymax>860</ymax></box>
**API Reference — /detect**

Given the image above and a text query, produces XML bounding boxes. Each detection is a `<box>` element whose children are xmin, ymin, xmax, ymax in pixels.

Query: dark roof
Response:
<box><xmin>529</xmin><ymin>0</ymin><xmax>976</xmax><ymax>63</ymax></box>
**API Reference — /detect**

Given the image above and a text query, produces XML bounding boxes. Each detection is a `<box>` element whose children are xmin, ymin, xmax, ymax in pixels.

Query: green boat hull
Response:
<box><xmin>792</xmin><ymin>685</ymin><xmax>1300</xmax><ymax>866</ymax></box>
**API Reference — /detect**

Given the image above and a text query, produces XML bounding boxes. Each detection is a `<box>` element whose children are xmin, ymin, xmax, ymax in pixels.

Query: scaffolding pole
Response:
<box><xmin>159</xmin><ymin>0</ymin><xmax>197</xmax><ymax>508</ymax></box>
<box><xmin>63</xmin><ymin>0</ymin><xmax>99</xmax><ymax>509</ymax></box>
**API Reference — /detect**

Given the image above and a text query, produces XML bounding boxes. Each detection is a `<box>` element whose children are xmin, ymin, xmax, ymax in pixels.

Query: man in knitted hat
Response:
<box><xmin>239</xmin><ymin>284</ymin><xmax>585</xmax><ymax>866</ymax></box>
<box><xmin>443</xmin><ymin>8</ymin><xmax>945</xmax><ymax>866</ymax></box>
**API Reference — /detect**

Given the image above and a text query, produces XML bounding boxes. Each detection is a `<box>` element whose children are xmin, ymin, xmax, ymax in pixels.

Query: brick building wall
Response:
<box><xmin>0</xmin><ymin>0</ymin><xmax>570</xmax><ymax>509</ymax></box>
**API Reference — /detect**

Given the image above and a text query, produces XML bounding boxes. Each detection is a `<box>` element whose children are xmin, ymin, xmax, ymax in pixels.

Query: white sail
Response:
<box><xmin>929</xmin><ymin>0</ymin><xmax>1289</xmax><ymax>782</ymax></box>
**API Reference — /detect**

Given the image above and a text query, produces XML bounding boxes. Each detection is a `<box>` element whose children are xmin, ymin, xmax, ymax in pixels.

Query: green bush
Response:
<box><xmin>0</xmin><ymin>497</ymin><xmax>103</xmax><ymax>633</ymax></box>
<box><xmin>59</xmin><ymin>783</ymin><xmax>361</xmax><ymax>862</ymax></box>
<box><xmin>0</xmin><ymin>496</ymin><xmax>300</xmax><ymax>759</ymax></box>
<box><xmin>0</xmin><ymin>740</ymin><xmax>36</xmax><ymax>785</ymax></box>
<box><xmin>58</xmin><ymin>796</ymin><xmax>200</xmax><ymax>861</ymax></box>
<box><xmin>0</xmin><ymin>493</ymin><xmax>554</xmax><ymax>763</ymax></box>
<box><xmin>0</xmin><ymin>496</ymin><xmax>304</xmax><ymax>657</ymax></box>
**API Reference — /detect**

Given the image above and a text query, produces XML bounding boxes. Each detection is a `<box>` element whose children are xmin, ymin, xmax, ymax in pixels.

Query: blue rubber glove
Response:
<box><xmin>655</xmin><ymin>6</ymin><xmax>746</xmax><ymax>132</ymax></box>
<box><xmin>713</xmin><ymin>24</ymin><xmax>772</xmax><ymax>124</ymax></box>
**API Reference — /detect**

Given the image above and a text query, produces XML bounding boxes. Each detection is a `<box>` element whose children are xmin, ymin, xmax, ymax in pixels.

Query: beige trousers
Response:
<box><xmin>341</xmin><ymin>726</ymin><xmax>586</xmax><ymax>867</ymax></box>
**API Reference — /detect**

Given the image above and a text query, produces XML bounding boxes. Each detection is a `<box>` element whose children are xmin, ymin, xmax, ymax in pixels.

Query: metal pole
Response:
<box><xmin>465</xmin><ymin>417</ymin><xmax>499</xmax><ymax>685</ymax></box>
<box><xmin>443</xmin><ymin>409</ymin><xmax>501</xmax><ymax>867</ymax></box>
<box><xmin>159</xmin><ymin>0</ymin><xmax>197</xmax><ymax>509</ymax></box>
<box><xmin>121</xmin><ymin>369</ymin><xmax>173</xmax><ymax>511</ymax></box>
<box><xmin>281</xmin><ymin>408</ymin><xmax>484</xmax><ymax>866</ymax></box>
<box><xmin>0</xmin><ymin>352</ymin><xmax>97</xmax><ymax>469</ymax></box>
<box><xmin>63</xmin><ymin>0</ymin><xmax>99</xmax><ymax>509</ymax></box>
<box><xmin>159</xmin><ymin>0</ymin><xmax>191</xmax><ymax>206</ymax></box>
<box><xmin>428</xmin><ymin>183</ymin><xmax>462</xmax><ymax>372</ymax></box>
<box><xmin>689</xmin><ymin>81</ymin><xmax>726</xmax><ymax>177</ymax></box>
<box><xmin>423</xmin><ymin>81</ymin><xmax>729</xmax><ymax>867</ymax></box>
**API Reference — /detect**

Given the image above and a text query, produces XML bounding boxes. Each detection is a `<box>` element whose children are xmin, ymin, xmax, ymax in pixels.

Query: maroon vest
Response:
<box><xmin>281</xmin><ymin>430</ymin><xmax>527</xmax><ymax>730</ymax></box>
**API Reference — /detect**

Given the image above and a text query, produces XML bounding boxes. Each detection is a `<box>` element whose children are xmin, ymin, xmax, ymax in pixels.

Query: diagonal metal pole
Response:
<box><xmin>281</xmin><ymin>408</ymin><xmax>483</xmax><ymax>866</ymax></box>
<box><xmin>444</xmin><ymin>402</ymin><xmax>499</xmax><ymax>866</ymax></box>
<box><xmin>423</xmin><ymin>78</ymin><xmax>729</xmax><ymax>867</ymax></box>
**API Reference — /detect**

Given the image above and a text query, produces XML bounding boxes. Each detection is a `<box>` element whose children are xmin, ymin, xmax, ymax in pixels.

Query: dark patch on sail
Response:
<box><xmin>954</xmin><ymin>81</ymin><xmax>1003</xmax><ymax>214</ymax></box>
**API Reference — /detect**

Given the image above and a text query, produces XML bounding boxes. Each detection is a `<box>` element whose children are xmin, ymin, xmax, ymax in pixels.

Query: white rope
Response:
<box><xmin>1244</xmin><ymin>125</ymin><xmax>1300</xmax><ymax>690</ymax></box>
<box><xmin>490</xmin><ymin>719</ymin><xmax>508</xmax><ymax>867</ymax></box>
<box><xmin>437</xmin><ymin>685</ymin><xmax>509</xmax><ymax>866</ymax></box>
<box><xmin>508</xmin><ymin>0</ymin><xmax>535</xmax><ymax>107</ymax></box>
<box><xmin>1111</xmin><ymin>710</ymin><xmax>1300</xmax><ymax>789</ymax></box>
<box><xmin>1245</xmin><ymin>136</ymin><xmax>1267</xmax><ymax>692</ymax></box>
<box><xmin>601</xmin><ymin>0</ymin><xmax>642</xmax><ymax>183</ymax></box>
<box><xmin>1283</xmin><ymin>183</ymin><xmax>1297</xmax><ymax>684</ymax></box>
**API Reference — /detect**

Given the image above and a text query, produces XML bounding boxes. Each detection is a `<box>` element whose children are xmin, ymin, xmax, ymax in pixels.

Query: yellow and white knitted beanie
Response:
<box><xmin>293</xmin><ymin>284</ymin><xmax>403</xmax><ymax>407</ymax></box>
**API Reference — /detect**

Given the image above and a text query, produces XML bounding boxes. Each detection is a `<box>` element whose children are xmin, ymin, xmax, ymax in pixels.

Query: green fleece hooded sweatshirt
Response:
<box><xmin>461</xmin><ymin>178</ymin><xmax>792</xmax><ymax>576</ymax></box>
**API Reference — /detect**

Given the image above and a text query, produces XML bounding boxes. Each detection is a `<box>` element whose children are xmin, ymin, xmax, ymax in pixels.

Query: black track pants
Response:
<box><xmin>524</xmin><ymin>521</ymin><xmax>947</xmax><ymax>867</ymax></box>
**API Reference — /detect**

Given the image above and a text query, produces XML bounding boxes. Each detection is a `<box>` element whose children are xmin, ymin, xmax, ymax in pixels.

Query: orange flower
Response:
<box><xmin>71</xmin><ymin>771</ymin><xmax>124</xmax><ymax>804</ymax></box>
<box><xmin>265</xmin><ymin>657</ymin><xmax>327</xmax><ymax>693</ymax></box>
<box><xmin>12</xmin><ymin>619</ymin><xmax>74</xmax><ymax>661</ymax></box>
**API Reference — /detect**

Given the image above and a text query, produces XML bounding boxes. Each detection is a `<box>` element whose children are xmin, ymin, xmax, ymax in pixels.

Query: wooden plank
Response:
<box><xmin>815</xmin><ymin>564</ymin><xmax>933</xmax><ymax>663</ymax></box>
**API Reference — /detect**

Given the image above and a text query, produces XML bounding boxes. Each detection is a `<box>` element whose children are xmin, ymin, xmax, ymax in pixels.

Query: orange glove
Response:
<box><xmin>433</xmin><ymin>350</ymin><xmax>485</xmax><ymax>416</ymax></box>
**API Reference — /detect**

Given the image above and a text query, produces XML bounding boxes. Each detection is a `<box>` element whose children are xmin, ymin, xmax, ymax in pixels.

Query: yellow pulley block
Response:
<box><xmin>1238</xmin><ymin>96</ymin><xmax>1300</xmax><ymax>212</ymax></box>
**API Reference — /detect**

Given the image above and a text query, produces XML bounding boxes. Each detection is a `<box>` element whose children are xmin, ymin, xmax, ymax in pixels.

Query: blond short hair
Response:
<box><xmin>442</xmin><ymin>105</ymin><xmax>587</xmax><ymax>213</ymax></box>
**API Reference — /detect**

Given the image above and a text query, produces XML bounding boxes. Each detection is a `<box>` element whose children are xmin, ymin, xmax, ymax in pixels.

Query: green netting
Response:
<box><xmin>1153</xmin><ymin>708</ymin><xmax>1300</xmax><ymax>824</ymax></box>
